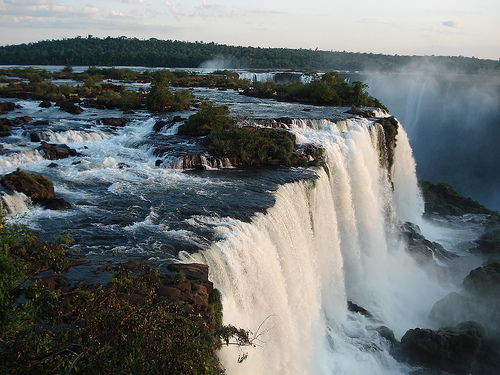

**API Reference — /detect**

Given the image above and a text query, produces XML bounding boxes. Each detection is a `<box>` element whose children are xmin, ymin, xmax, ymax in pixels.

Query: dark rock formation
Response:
<box><xmin>1</xmin><ymin>169</ymin><xmax>55</xmax><ymax>203</ymax></box>
<box><xmin>43</xmin><ymin>197</ymin><xmax>71</xmax><ymax>210</ymax></box>
<box><xmin>32</xmin><ymin>120</ymin><xmax>50</xmax><ymax>126</ymax></box>
<box><xmin>100</xmin><ymin>117</ymin><xmax>131</xmax><ymax>127</ymax></box>
<box><xmin>39</xmin><ymin>100</ymin><xmax>52</xmax><ymax>108</ymax></box>
<box><xmin>463</xmin><ymin>261</ymin><xmax>500</xmax><ymax>298</ymax></box>
<box><xmin>401</xmin><ymin>221</ymin><xmax>455</xmax><ymax>264</ymax></box>
<box><xmin>400</xmin><ymin>321</ymin><xmax>485</xmax><ymax>375</ymax></box>
<box><xmin>38</xmin><ymin>142</ymin><xmax>78</xmax><ymax>160</ymax></box>
<box><xmin>30</xmin><ymin>132</ymin><xmax>41</xmax><ymax>142</ymax></box>
<box><xmin>0</xmin><ymin>101</ymin><xmax>16</xmax><ymax>114</ymax></box>
<box><xmin>473</xmin><ymin>229</ymin><xmax>500</xmax><ymax>255</ymax></box>
<box><xmin>1</xmin><ymin>169</ymin><xmax>70</xmax><ymax>210</ymax></box>
<box><xmin>0</xmin><ymin>120</ymin><xmax>11</xmax><ymax>137</ymax></box>
<box><xmin>59</xmin><ymin>100</ymin><xmax>83</xmax><ymax>114</ymax></box>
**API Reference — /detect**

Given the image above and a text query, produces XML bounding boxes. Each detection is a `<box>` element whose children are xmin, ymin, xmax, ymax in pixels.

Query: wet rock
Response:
<box><xmin>153</xmin><ymin>120</ymin><xmax>168</xmax><ymax>132</ymax></box>
<box><xmin>38</xmin><ymin>142</ymin><xmax>78</xmax><ymax>160</ymax></box>
<box><xmin>100</xmin><ymin>117</ymin><xmax>131</xmax><ymax>127</ymax></box>
<box><xmin>400</xmin><ymin>321</ymin><xmax>485</xmax><ymax>375</ymax></box>
<box><xmin>59</xmin><ymin>101</ymin><xmax>83</xmax><ymax>114</ymax></box>
<box><xmin>0</xmin><ymin>121</ymin><xmax>11</xmax><ymax>137</ymax></box>
<box><xmin>401</xmin><ymin>221</ymin><xmax>455</xmax><ymax>264</ymax></box>
<box><xmin>30</xmin><ymin>132</ymin><xmax>41</xmax><ymax>142</ymax></box>
<box><xmin>474</xmin><ymin>229</ymin><xmax>500</xmax><ymax>255</ymax></box>
<box><xmin>1</xmin><ymin>169</ymin><xmax>55</xmax><ymax>203</ymax></box>
<box><xmin>39</xmin><ymin>100</ymin><xmax>52</xmax><ymax>108</ymax></box>
<box><xmin>347</xmin><ymin>301</ymin><xmax>374</xmax><ymax>319</ymax></box>
<box><xmin>33</xmin><ymin>120</ymin><xmax>50</xmax><ymax>126</ymax></box>
<box><xmin>463</xmin><ymin>261</ymin><xmax>500</xmax><ymax>298</ymax></box>
<box><xmin>0</xmin><ymin>101</ymin><xmax>16</xmax><ymax>114</ymax></box>
<box><xmin>43</xmin><ymin>197</ymin><xmax>71</xmax><ymax>210</ymax></box>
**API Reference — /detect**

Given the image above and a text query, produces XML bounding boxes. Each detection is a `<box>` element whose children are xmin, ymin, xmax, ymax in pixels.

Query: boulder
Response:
<box><xmin>0</xmin><ymin>101</ymin><xmax>16</xmax><ymax>114</ymax></box>
<box><xmin>0</xmin><ymin>121</ymin><xmax>11</xmax><ymax>137</ymax></box>
<box><xmin>39</xmin><ymin>100</ymin><xmax>52</xmax><ymax>108</ymax></box>
<box><xmin>100</xmin><ymin>117</ymin><xmax>131</xmax><ymax>127</ymax></box>
<box><xmin>463</xmin><ymin>261</ymin><xmax>500</xmax><ymax>298</ymax></box>
<box><xmin>474</xmin><ymin>229</ymin><xmax>500</xmax><ymax>255</ymax></box>
<box><xmin>401</xmin><ymin>221</ymin><xmax>455</xmax><ymax>264</ymax></box>
<box><xmin>400</xmin><ymin>321</ymin><xmax>485</xmax><ymax>375</ymax></box>
<box><xmin>33</xmin><ymin>120</ymin><xmax>50</xmax><ymax>126</ymax></box>
<box><xmin>43</xmin><ymin>197</ymin><xmax>71</xmax><ymax>210</ymax></box>
<box><xmin>1</xmin><ymin>169</ymin><xmax>55</xmax><ymax>203</ymax></box>
<box><xmin>30</xmin><ymin>132</ymin><xmax>41</xmax><ymax>142</ymax></box>
<box><xmin>59</xmin><ymin>101</ymin><xmax>83</xmax><ymax>114</ymax></box>
<box><xmin>38</xmin><ymin>142</ymin><xmax>78</xmax><ymax>160</ymax></box>
<box><xmin>153</xmin><ymin>120</ymin><xmax>167</xmax><ymax>132</ymax></box>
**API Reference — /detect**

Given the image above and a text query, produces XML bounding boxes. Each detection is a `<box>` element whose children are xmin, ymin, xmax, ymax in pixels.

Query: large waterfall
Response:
<box><xmin>181</xmin><ymin>117</ymin><xmax>449</xmax><ymax>374</ymax></box>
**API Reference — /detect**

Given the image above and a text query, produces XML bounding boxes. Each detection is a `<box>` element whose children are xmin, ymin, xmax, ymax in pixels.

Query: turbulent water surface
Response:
<box><xmin>0</xmin><ymin>72</ymin><xmax>490</xmax><ymax>374</ymax></box>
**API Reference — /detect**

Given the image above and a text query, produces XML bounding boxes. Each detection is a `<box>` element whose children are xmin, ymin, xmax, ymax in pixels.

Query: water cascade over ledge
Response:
<box><xmin>181</xmin><ymin>117</ymin><xmax>450</xmax><ymax>374</ymax></box>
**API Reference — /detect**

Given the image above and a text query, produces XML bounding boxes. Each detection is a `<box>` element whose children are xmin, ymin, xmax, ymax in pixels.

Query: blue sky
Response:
<box><xmin>0</xmin><ymin>0</ymin><xmax>499</xmax><ymax>60</ymax></box>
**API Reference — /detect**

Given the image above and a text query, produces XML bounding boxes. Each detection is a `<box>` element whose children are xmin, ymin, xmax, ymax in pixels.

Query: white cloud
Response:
<box><xmin>82</xmin><ymin>5</ymin><xmax>103</xmax><ymax>17</ymax></box>
<box><xmin>109</xmin><ymin>10</ymin><xmax>128</xmax><ymax>19</ymax></box>
<box><xmin>165</xmin><ymin>1</ymin><xmax>182</xmax><ymax>19</ymax></box>
<box><xmin>443</xmin><ymin>21</ymin><xmax>462</xmax><ymax>29</ymax></box>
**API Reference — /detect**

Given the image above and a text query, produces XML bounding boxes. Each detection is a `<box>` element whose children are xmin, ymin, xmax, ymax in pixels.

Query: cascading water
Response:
<box><xmin>181</xmin><ymin>117</ymin><xmax>449</xmax><ymax>374</ymax></box>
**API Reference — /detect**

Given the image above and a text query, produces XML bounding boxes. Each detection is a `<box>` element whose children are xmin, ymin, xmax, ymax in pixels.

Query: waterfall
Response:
<box><xmin>181</xmin><ymin>117</ymin><xmax>448</xmax><ymax>374</ymax></box>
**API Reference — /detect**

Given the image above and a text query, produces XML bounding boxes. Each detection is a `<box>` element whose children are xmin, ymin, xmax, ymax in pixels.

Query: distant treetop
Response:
<box><xmin>0</xmin><ymin>36</ymin><xmax>497</xmax><ymax>73</ymax></box>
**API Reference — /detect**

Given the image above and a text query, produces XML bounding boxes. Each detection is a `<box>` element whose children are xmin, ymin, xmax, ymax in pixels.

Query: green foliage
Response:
<box><xmin>0</xmin><ymin>214</ymin><xmax>253</xmax><ymax>374</ymax></box>
<box><xmin>420</xmin><ymin>180</ymin><xmax>500</xmax><ymax>219</ymax></box>
<box><xmin>244</xmin><ymin>71</ymin><xmax>387</xmax><ymax>109</ymax></box>
<box><xmin>0</xmin><ymin>37</ymin><xmax>497</xmax><ymax>74</ymax></box>
<box><xmin>178</xmin><ymin>101</ymin><xmax>235</xmax><ymax>136</ymax></box>
<box><xmin>146</xmin><ymin>80</ymin><xmax>193</xmax><ymax>112</ymax></box>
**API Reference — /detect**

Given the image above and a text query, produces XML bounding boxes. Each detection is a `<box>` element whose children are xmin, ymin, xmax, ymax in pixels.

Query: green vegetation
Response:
<box><xmin>0</xmin><ymin>215</ymin><xmax>253</xmax><ymax>374</ymax></box>
<box><xmin>145</xmin><ymin>80</ymin><xmax>193</xmax><ymax>112</ymax></box>
<box><xmin>420</xmin><ymin>180</ymin><xmax>500</xmax><ymax>221</ymax></box>
<box><xmin>178</xmin><ymin>102</ymin><xmax>235</xmax><ymax>136</ymax></box>
<box><xmin>0</xmin><ymin>36</ymin><xmax>498</xmax><ymax>73</ymax></box>
<box><xmin>178</xmin><ymin>102</ymin><xmax>317</xmax><ymax>167</ymax></box>
<box><xmin>244</xmin><ymin>72</ymin><xmax>386</xmax><ymax>108</ymax></box>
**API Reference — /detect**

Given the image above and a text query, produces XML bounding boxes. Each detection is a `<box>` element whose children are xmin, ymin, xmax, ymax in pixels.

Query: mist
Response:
<box><xmin>362</xmin><ymin>63</ymin><xmax>500</xmax><ymax>211</ymax></box>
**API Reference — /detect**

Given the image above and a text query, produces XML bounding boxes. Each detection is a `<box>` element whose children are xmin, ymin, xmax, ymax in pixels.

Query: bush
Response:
<box><xmin>178</xmin><ymin>101</ymin><xmax>235</xmax><ymax>136</ymax></box>
<box><xmin>146</xmin><ymin>80</ymin><xmax>192</xmax><ymax>112</ymax></box>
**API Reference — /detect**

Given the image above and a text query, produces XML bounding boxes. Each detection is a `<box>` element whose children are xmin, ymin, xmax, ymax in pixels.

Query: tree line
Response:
<box><xmin>0</xmin><ymin>36</ymin><xmax>497</xmax><ymax>73</ymax></box>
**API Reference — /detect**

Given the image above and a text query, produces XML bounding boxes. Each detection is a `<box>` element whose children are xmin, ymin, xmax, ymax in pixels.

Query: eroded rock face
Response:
<box><xmin>401</xmin><ymin>221</ymin><xmax>455</xmax><ymax>264</ymax></box>
<box><xmin>0</xmin><ymin>169</ymin><xmax>70</xmax><ymax>210</ymax></box>
<box><xmin>0</xmin><ymin>101</ymin><xmax>16</xmax><ymax>114</ymax></box>
<box><xmin>38</xmin><ymin>142</ymin><xmax>78</xmax><ymax>160</ymax></box>
<box><xmin>59</xmin><ymin>101</ymin><xmax>83</xmax><ymax>114</ymax></box>
<box><xmin>1</xmin><ymin>169</ymin><xmax>55</xmax><ymax>203</ymax></box>
<box><xmin>463</xmin><ymin>261</ymin><xmax>500</xmax><ymax>298</ymax></box>
<box><xmin>400</xmin><ymin>321</ymin><xmax>485</xmax><ymax>375</ymax></box>
<box><xmin>100</xmin><ymin>117</ymin><xmax>131</xmax><ymax>127</ymax></box>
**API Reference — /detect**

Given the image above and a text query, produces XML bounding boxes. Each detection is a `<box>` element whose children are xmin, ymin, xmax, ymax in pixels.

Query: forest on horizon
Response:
<box><xmin>0</xmin><ymin>36</ymin><xmax>498</xmax><ymax>73</ymax></box>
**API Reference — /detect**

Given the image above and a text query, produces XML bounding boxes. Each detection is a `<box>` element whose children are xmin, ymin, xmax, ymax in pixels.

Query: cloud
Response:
<box><xmin>165</xmin><ymin>1</ymin><xmax>182</xmax><ymax>19</ymax></box>
<box><xmin>443</xmin><ymin>21</ymin><xmax>462</xmax><ymax>29</ymax></box>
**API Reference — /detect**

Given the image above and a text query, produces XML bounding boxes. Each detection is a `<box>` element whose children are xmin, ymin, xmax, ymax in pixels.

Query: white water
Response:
<box><xmin>181</xmin><ymin>118</ymin><xmax>449</xmax><ymax>374</ymax></box>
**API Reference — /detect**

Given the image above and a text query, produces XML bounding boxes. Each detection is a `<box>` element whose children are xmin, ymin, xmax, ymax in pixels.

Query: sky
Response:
<box><xmin>0</xmin><ymin>0</ymin><xmax>499</xmax><ymax>60</ymax></box>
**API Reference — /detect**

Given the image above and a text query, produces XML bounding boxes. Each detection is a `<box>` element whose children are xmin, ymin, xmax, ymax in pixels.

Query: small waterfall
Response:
<box><xmin>181</xmin><ymin>117</ymin><xmax>448</xmax><ymax>374</ymax></box>
<box><xmin>1</xmin><ymin>190</ymin><xmax>31</xmax><ymax>215</ymax></box>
